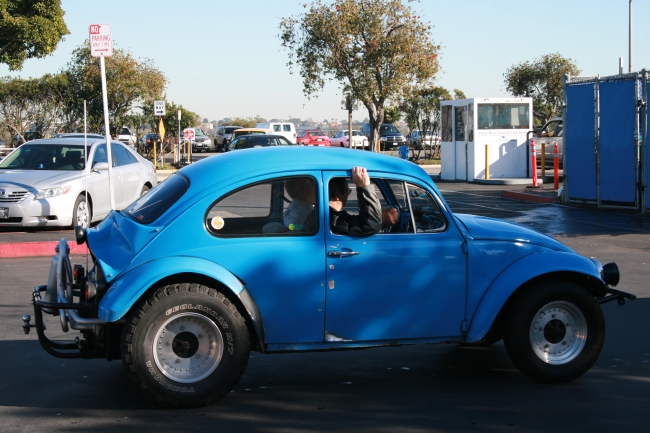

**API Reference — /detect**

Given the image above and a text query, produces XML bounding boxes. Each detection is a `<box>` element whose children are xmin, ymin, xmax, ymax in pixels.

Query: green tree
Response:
<box><xmin>280</xmin><ymin>0</ymin><xmax>440</xmax><ymax>152</ymax></box>
<box><xmin>0</xmin><ymin>73</ymin><xmax>68</xmax><ymax>143</ymax></box>
<box><xmin>222</xmin><ymin>117</ymin><xmax>258</xmax><ymax>128</ymax></box>
<box><xmin>401</xmin><ymin>85</ymin><xmax>456</xmax><ymax>159</ymax></box>
<box><xmin>503</xmin><ymin>53</ymin><xmax>580</xmax><ymax>126</ymax></box>
<box><xmin>0</xmin><ymin>0</ymin><xmax>69</xmax><ymax>70</ymax></box>
<box><xmin>383</xmin><ymin>105</ymin><xmax>400</xmax><ymax>124</ymax></box>
<box><xmin>62</xmin><ymin>41</ymin><xmax>167</xmax><ymax>137</ymax></box>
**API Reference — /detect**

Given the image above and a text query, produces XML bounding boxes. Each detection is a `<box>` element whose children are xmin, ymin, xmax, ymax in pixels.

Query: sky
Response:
<box><xmin>1</xmin><ymin>0</ymin><xmax>648</xmax><ymax>124</ymax></box>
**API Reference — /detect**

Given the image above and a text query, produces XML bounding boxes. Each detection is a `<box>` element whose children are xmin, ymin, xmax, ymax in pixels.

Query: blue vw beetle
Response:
<box><xmin>23</xmin><ymin>147</ymin><xmax>634</xmax><ymax>407</ymax></box>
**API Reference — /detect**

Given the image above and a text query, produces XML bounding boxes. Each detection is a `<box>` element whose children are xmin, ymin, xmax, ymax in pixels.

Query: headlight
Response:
<box><xmin>34</xmin><ymin>185</ymin><xmax>71</xmax><ymax>200</ymax></box>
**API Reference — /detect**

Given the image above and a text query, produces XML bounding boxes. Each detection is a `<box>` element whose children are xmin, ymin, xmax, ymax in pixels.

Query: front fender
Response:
<box><xmin>466</xmin><ymin>251</ymin><xmax>606</xmax><ymax>342</ymax></box>
<box><xmin>98</xmin><ymin>256</ymin><xmax>246</xmax><ymax>323</ymax></box>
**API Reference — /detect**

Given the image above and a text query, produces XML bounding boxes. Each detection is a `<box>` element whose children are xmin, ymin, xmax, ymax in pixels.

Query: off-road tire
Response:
<box><xmin>503</xmin><ymin>280</ymin><xmax>605</xmax><ymax>383</ymax></box>
<box><xmin>122</xmin><ymin>283</ymin><xmax>250</xmax><ymax>407</ymax></box>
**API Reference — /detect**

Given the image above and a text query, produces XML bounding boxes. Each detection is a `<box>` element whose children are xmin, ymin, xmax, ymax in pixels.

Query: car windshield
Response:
<box><xmin>380</xmin><ymin>124</ymin><xmax>400</xmax><ymax>133</ymax></box>
<box><xmin>120</xmin><ymin>128</ymin><xmax>130</xmax><ymax>134</ymax></box>
<box><xmin>0</xmin><ymin>144</ymin><xmax>87</xmax><ymax>170</ymax></box>
<box><xmin>195</xmin><ymin>129</ymin><xmax>207</xmax><ymax>137</ymax></box>
<box><xmin>123</xmin><ymin>173</ymin><xmax>189</xmax><ymax>224</ymax></box>
<box><xmin>224</xmin><ymin>127</ymin><xmax>240</xmax><ymax>134</ymax></box>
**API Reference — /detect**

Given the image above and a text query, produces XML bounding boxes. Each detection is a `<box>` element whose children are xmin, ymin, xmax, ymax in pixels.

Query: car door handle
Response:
<box><xmin>328</xmin><ymin>251</ymin><xmax>359</xmax><ymax>257</ymax></box>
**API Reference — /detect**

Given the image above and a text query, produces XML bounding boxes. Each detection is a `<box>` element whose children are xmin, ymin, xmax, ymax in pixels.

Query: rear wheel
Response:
<box><xmin>72</xmin><ymin>194</ymin><xmax>90</xmax><ymax>229</ymax></box>
<box><xmin>503</xmin><ymin>280</ymin><xmax>605</xmax><ymax>383</ymax></box>
<box><xmin>122</xmin><ymin>283</ymin><xmax>250</xmax><ymax>407</ymax></box>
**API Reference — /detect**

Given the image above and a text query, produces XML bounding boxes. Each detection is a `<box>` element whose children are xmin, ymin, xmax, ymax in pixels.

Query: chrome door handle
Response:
<box><xmin>328</xmin><ymin>251</ymin><xmax>360</xmax><ymax>257</ymax></box>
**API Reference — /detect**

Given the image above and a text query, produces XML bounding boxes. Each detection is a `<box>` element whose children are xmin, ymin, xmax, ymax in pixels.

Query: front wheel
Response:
<box><xmin>72</xmin><ymin>194</ymin><xmax>90</xmax><ymax>229</ymax></box>
<box><xmin>122</xmin><ymin>284</ymin><xmax>250</xmax><ymax>407</ymax></box>
<box><xmin>503</xmin><ymin>280</ymin><xmax>605</xmax><ymax>383</ymax></box>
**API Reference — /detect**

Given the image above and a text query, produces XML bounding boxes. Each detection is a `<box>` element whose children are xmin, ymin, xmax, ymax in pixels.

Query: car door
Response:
<box><xmin>112</xmin><ymin>143</ymin><xmax>142</xmax><ymax>207</ymax></box>
<box><xmin>204</xmin><ymin>173</ymin><xmax>325</xmax><ymax>344</ymax></box>
<box><xmin>323</xmin><ymin>171</ymin><xmax>467</xmax><ymax>342</ymax></box>
<box><xmin>87</xmin><ymin>143</ymin><xmax>114</xmax><ymax>219</ymax></box>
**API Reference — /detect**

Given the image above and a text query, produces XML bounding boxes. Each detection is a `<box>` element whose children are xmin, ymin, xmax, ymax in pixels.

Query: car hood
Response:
<box><xmin>0</xmin><ymin>169</ymin><xmax>79</xmax><ymax>188</ymax></box>
<box><xmin>455</xmin><ymin>213</ymin><xmax>574</xmax><ymax>253</ymax></box>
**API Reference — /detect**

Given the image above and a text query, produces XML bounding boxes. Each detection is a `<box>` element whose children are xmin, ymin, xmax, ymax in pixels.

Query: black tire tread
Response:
<box><xmin>121</xmin><ymin>283</ymin><xmax>250</xmax><ymax>408</ymax></box>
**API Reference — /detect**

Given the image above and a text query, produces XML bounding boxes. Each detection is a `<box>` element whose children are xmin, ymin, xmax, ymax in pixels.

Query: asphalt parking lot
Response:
<box><xmin>1</xmin><ymin>177</ymin><xmax>649</xmax><ymax>432</ymax></box>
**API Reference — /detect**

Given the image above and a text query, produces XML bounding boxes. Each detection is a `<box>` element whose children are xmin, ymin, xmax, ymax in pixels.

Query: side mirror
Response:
<box><xmin>92</xmin><ymin>161</ymin><xmax>109</xmax><ymax>171</ymax></box>
<box><xmin>535</xmin><ymin>128</ymin><xmax>543</xmax><ymax>138</ymax></box>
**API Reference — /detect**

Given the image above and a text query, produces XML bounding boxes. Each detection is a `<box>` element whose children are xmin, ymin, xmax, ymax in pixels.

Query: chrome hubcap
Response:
<box><xmin>76</xmin><ymin>201</ymin><xmax>88</xmax><ymax>228</ymax></box>
<box><xmin>529</xmin><ymin>301</ymin><xmax>587</xmax><ymax>365</ymax></box>
<box><xmin>153</xmin><ymin>312</ymin><xmax>223</xmax><ymax>383</ymax></box>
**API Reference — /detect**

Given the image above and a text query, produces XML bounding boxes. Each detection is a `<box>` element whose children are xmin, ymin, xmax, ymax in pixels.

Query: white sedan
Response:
<box><xmin>330</xmin><ymin>130</ymin><xmax>368</xmax><ymax>148</ymax></box>
<box><xmin>0</xmin><ymin>137</ymin><xmax>157</xmax><ymax>228</ymax></box>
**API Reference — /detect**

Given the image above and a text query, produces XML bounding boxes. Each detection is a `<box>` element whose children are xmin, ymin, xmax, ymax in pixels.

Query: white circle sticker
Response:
<box><xmin>211</xmin><ymin>216</ymin><xmax>224</xmax><ymax>230</ymax></box>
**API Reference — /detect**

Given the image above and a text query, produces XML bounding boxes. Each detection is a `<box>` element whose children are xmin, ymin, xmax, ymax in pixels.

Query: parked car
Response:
<box><xmin>24</xmin><ymin>147</ymin><xmax>632</xmax><ymax>408</ymax></box>
<box><xmin>0</xmin><ymin>137</ymin><xmax>157</xmax><ymax>228</ymax></box>
<box><xmin>297</xmin><ymin>129</ymin><xmax>331</xmax><ymax>146</ymax></box>
<box><xmin>52</xmin><ymin>133</ymin><xmax>106</xmax><ymax>140</ymax></box>
<box><xmin>227</xmin><ymin>134</ymin><xmax>294</xmax><ymax>151</ymax></box>
<box><xmin>140</xmin><ymin>133</ymin><xmax>161</xmax><ymax>152</ymax></box>
<box><xmin>330</xmin><ymin>130</ymin><xmax>368</xmax><ymax>148</ymax></box>
<box><xmin>254</xmin><ymin>122</ymin><xmax>297</xmax><ymax>144</ymax></box>
<box><xmin>183</xmin><ymin>128</ymin><xmax>213</xmax><ymax>153</ymax></box>
<box><xmin>361</xmin><ymin>123</ymin><xmax>406</xmax><ymax>151</ymax></box>
<box><xmin>214</xmin><ymin>125</ymin><xmax>244</xmax><ymax>152</ymax></box>
<box><xmin>534</xmin><ymin>117</ymin><xmax>563</xmax><ymax>168</ymax></box>
<box><xmin>406</xmin><ymin>130</ymin><xmax>440</xmax><ymax>150</ymax></box>
<box><xmin>118</xmin><ymin>127</ymin><xmax>137</xmax><ymax>148</ymax></box>
<box><xmin>230</xmin><ymin>128</ymin><xmax>272</xmax><ymax>141</ymax></box>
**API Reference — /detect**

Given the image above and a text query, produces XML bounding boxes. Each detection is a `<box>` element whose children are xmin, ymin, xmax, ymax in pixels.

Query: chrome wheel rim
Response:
<box><xmin>529</xmin><ymin>301</ymin><xmax>587</xmax><ymax>365</ymax></box>
<box><xmin>75</xmin><ymin>200</ymin><xmax>88</xmax><ymax>228</ymax></box>
<box><xmin>153</xmin><ymin>312</ymin><xmax>224</xmax><ymax>383</ymax></box>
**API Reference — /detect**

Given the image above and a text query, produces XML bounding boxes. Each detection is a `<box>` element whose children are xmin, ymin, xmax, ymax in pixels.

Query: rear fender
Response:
<box><xmin>466</xmin><ymin>252</ymin><xmax>605</xmax><ymax>342</ymax></box>
<box><xmin>98</xmin><ymin>257</ymin><xmax>265</xmax><ymax>345</ymax></box>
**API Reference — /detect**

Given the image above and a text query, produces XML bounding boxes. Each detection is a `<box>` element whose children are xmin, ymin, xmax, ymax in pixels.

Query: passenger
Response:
<box><xmin>329</xmin><ymin>166</ymin><xmax>384</xmax><ymax>236</ymax></box>
<box><xmin>283</xmin><ymin>178</ymin><xmax>316</xmax><ymax>231</ymax></box>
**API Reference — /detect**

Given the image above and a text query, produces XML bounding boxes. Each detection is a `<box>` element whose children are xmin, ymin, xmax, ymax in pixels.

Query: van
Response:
<box><xmin>254</xmin><ymin>122</ymin><xmax>297</xmax><ymax>144</ymax></box>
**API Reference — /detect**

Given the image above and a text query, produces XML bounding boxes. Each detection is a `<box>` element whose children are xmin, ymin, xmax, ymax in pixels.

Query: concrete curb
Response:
<box><xmin>0</xmin><ymin>241</ymin><xmax>89</xmax><ymax>258</ymax></box>
<box><xmin>501</xmin><ymin>190</ymin><xmax>556</xmax><ymax>203</ymax></box>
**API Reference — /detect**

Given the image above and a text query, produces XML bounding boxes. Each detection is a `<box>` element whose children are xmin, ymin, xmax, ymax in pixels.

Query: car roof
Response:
<box><xmin>178</xmin><ymin>147</ymin><xmax>429</xmax><ymax>194</ymax></box>
<box><xmin>23</xmin><ymin>137</ymin><xmax>108</xmax><ymax>145</ymax></box>
<box><xmin>235</xmin><ymin>128</ymin><xmax>271</xmax><ymax>132</ymax></box>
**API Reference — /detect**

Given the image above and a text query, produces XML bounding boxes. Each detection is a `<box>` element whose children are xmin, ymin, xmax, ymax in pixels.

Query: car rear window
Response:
<box><xmin>307</xmin><ymin>131</ymin><xmax>323</xmax><ymax>136</ymax></box>
<box><xmin>122</xmin><ymin>174</ymin><xmax>189</xmax><ymax>224</ymax></box>
<box><xmin>225</xmin><ymin>127</ymin><xmax>240</xmax><ymax>134</ymax></box>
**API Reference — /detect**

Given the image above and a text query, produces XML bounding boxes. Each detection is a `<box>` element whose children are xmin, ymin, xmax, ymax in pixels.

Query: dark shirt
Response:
<box><xmin>330</xmin><ymin>185</ymin><xmax>382</xmax><ymax>236</ymax></box>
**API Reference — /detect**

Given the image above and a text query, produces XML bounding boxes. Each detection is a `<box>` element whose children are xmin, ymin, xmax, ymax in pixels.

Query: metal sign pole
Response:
<box><xmin>100</xmin><ymin>55</ymin><xmax>115</xmax><ymax>210</ymax></box>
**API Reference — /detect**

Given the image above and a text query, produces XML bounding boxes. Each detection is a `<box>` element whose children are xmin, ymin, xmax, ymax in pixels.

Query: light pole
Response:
<box><xmin>629</xmin><ymin>0</ymin><xmax>632</xmax><ymax>73</ymax></box>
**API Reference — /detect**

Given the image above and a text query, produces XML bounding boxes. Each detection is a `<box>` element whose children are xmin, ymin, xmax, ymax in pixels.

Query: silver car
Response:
<box><xmin>0</xmin><ymin>137</ymin><xmax>157</xmax><ymax>228</ymax></box>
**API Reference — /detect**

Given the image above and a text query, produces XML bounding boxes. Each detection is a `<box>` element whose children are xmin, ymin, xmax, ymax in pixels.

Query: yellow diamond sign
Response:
<box><xmin>159</xmin><ymin>117</ymin><xmax>165</xmax><ymax>140</ymax></box>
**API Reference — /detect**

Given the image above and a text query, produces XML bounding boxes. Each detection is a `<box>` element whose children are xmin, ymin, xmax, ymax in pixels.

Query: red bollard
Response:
<box><xmin>553</xmin><ymin>141</ymin><xmax>559</xmax><ymax>191</ymax></box>
<box><xmin>530</xmin><ymin>139</ymin><xmax>538</xmax><ymax>187</ymax></box>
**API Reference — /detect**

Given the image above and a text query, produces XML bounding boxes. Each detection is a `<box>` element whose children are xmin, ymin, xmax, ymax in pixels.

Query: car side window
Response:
<box><xmin>388</xmin><ymin>181</ymin><xmax>446</xmax><ymax>233</ymax></box>
<box><xmin>111</xmin><ymin>143</ymin><xmax>132</xmax><ymax>167</ymax></box>
<box><xmin>273</xmin><ymin>125</ymin><xmax>281</xmax><ymax>132</ymax></box>
<box><xmin>206</xmin><ymin>176</ymin><xmax>318</xmax><ymax>237</ymax></box>
<box><xmin>283</xmin><ymin>125</ymin><xmax>291</xmax><ymax>132</ymax></box>
<box><xmin>92</xmin><ymin>144</ymin><xmax>108</xmax><ymax>166</ymax></box>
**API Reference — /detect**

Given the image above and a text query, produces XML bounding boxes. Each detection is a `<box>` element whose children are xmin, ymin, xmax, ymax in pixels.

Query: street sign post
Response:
<box><xmin>89</xmin><ymin>24</ymin><xmax>115</xmax><ymax>210</ymax></box>
<box><xmin>154</xmin><ymin>100</ymin><xmax>166</xmax><ymax>116</ymax></box>
<box><xmin>184</xmin><ymin>129</ymin><xmax>194</xmax><ymax>164</ymax></box>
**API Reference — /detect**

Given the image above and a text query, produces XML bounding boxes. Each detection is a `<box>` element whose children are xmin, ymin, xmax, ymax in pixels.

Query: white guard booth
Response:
<box><xmin>440</xmin><ymin>97</ymin><xmax>533</xmax><ymax>181</ymax></box>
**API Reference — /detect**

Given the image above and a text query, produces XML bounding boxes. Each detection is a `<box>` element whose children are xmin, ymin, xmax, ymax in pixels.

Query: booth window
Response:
<box><xmin>455</xmin><ymin>106</ymin><xmax>466</xmax><ymax>142</ymax></box>
<box><xmin>477</xmin><ymin>103</ymin><xmax>530</xmax><ymax>129</ymax></box>
<box><xmin>441</xmin><ymin>106</ymin><xmax>452</xmax><ymax>142</ymax></box>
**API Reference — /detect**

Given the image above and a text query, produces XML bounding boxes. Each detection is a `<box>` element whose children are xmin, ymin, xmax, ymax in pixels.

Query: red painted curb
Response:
<box><xmin>501</xmin><ymin>190</ymin><xmax>556</xmax><ymax>204</ymax></box>
<box><xmin>0</xmin><ymin>242</ymin><xmax>89</xmax><ymax>258</ymax></box>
